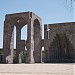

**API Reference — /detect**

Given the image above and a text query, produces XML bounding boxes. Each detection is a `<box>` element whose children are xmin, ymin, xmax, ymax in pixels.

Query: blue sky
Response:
<box><xmin>0</xmin><ymin>0</ymin><xmax>74</xmax><ymax>48</ymax></box>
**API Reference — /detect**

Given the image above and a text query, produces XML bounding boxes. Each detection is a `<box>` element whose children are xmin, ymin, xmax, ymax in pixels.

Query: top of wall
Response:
<box><xmin>5</xmin><ymin>12</ymin><xmax>41</xmax><ymax>21</ymax></box>
<box><xmin>44</xmin><ymin>22</ymin><xmax>75</xmax><ymax>29</ymax></box>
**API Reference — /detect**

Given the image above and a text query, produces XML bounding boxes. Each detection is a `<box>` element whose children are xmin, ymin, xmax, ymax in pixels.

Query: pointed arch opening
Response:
<box><xmin>14</xmin><ymin>26</ymin><xmax>16</xmax><ymax>49</ymax></box>
<box><xmin>47</xmin><ymin>34</ymin><xmax>75</xmax><ymax>63</ymax></box>
<box><xmin>33</xmin><ymin>19</ymin><xmax>41</xmax><ymax>63</ymax></box>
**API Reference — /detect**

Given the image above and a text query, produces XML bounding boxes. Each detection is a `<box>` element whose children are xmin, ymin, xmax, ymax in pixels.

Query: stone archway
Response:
<box><xmin>33</xmin><ymin>19</ymin><xmax>42</xmax><ymax>63</ymax></box>
<box><xmin>3</xmin><ymin>12</ymin><xmax>42</xmax><ymax>64</ymax></box>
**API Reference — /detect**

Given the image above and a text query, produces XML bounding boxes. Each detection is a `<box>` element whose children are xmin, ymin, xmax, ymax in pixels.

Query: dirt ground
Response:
<box><xmin>0</xmin><ymin>63</ymin><xmax>74</xmax><ymax>75</ymax></box>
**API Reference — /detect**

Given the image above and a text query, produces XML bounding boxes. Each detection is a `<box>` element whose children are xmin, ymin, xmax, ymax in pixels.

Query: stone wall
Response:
<box><xmin>3</xmin><ymin>12</ymin><xmax>42</xmax><ymax>64</ymax></box>
<box><xmin>2</xmin><ymin>12</ymin><xmax>75</xmax><ymax>63</ymax></box>
<box><xmin>44</xmin><ymin>22</ymin><xmax>75</xmax><ymax>63</ymax></box>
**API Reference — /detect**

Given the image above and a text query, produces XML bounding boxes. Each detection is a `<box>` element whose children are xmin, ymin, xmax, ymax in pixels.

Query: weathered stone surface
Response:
<box><xmin>44</xmin><ymin>22</ymin><xmax>75</xmax><ymax>63</ymax></box>
<box><xmin>3</xmin><ymin>12</ymin><xmax>42</xmax><ymax>64</ymax></box>
<box><xmin>2</xmin><ymin>12</ymin><xmax>75</xmax><ymax>63</ymax></box>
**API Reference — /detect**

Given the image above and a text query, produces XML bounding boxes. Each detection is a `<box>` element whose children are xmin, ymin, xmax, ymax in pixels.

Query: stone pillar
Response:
<box><xmin>3</xmin><ymin>19</ymin><xmax>14</xmax><ymax>64</ymax></box>
<box><xmin>16</xmin><ymin>26</ymin><xmax>21</xmax><ymax>63</ymax></box>
<box><xmin>44</xmin><ymin>25</ymin><xmax>49</xmax><ymax>63</ymax></box>
<box><xmin>26</xmin><ymin>19</ymin><xmax>34</xmax><ymax>63</ymax></box>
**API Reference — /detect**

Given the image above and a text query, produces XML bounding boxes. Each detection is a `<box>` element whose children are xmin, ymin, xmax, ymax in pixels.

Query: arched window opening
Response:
<box><xmin>13</xmin><ymin>25</ymin><xmax>17</xmax><ymax>63</ymax></box>
<box><xmin>21</xmin><ymin>25</ymin><xmax>27</xmax><ymax>40</ymax></box>
<box><xmin>14</xmin><ymin>25</ymin><xmax>16</xmax><ymax>49</ymax></box>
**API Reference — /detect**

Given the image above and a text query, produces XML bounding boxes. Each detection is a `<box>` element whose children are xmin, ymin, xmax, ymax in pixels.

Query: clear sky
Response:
<box><xmin>0</xmin><ymin>0</ymin><xmax>74</xmax><ymax>48</ymax></box>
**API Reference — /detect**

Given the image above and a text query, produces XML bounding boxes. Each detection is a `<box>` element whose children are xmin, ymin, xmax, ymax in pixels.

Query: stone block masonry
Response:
<box><xmin>2</xmin><ymin>12</ymin><xmax>75</xmax><ymax>63</ymax></box>
<box><xmin>3</xmin><ymin>12</ymin><xmax>42</xmax><ymax>63</ymax></box>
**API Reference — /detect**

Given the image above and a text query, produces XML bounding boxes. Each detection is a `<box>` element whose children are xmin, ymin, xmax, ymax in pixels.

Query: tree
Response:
<box><xmin>66</xmin><ymin>0</ymin><xmax>74</xmax><ymax>7</ymax></box>
<box><xmin>67</xmin><ymin>0</ymin><xmax>75</xmax><ymax>3</ymax></box>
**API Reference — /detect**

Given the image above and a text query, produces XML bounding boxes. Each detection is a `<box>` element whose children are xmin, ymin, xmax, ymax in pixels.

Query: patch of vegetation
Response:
<box><xmin>21</xmin><ymin>51</ymin><xmax>27</xmax><ymax>63</ymax></box>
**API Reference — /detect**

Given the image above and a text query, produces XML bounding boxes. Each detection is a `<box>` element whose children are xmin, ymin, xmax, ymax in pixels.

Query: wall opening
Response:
<box><xmin>21</xmin><ymin>25</ymin><xmax>28</xmax><ymax>63</ymax></box>
<box><xmin>42</xmin><ymin>47</ymin><xmax>44</xmax><ymax>63</ymax></box>
<box><xmin>21</xmin><ymin>25</ymin><xmax>27</xmax><ymax>40</ymax></box>
<box><xmin>33</xmin><ymin>19</ymin><xmax>41</xmax><ymax>63</ymax></box>
<box><xmin>14</xmin><ymin>25</ymin><xmax>16</xmax><ymax>49</ymax></box>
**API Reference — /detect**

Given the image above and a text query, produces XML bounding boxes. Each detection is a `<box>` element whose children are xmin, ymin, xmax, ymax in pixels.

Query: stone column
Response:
<box><xmin>3</xmin><ymin>20</ymin><xmax>14</xmax><ymax>64</ymax></box>
<box><xmin>44</xmin><ymin>25</ymin><xmax>49</xmax><ymax>63</ymax></box>
<box><xmin>26</xmin><ymin>19</ymin><xmax>34</xmax><ymax>63</ymax></box>
<box><xmin>16</xmin><ymin>26</ymin><xmax>21</xmax><ymax>63</ymax></box>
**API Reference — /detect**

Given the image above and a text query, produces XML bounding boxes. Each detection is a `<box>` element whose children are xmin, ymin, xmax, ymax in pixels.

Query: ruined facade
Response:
<box><xmin>44</xmin><ymin>22</ymin><xmax>75</xmax><ymax>63</ymax></box>
<box><xmin>3</xmin><ymin>12</ymin><xmax>75</xmax><ymax>63</ymax></box>
<box><xmin>3</xmin><ymin>12</ymin><xmax>42</xmax><ymax>63</ymax></box>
